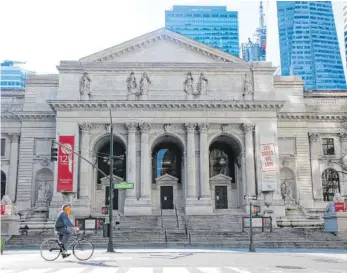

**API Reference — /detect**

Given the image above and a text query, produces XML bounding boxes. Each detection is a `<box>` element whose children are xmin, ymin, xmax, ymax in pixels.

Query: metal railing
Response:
<box><xmin>174</xmin><ymin>205</ymin><xmax>179</xmax><ymax>230</ymax></box>
<box><xmin>164</xmin><ymin>229</ymin><xmax>168</xmax><ymax>247</ymax></box>
<box><xmin>160</xmin><ymin>207</ymin><xmax>163</xmax><ymax>230</ymax></box>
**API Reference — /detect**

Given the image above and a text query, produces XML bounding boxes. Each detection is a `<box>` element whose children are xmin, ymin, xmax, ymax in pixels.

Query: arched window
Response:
<box><xmin>322</xmin><ymin>168</ymin><xmax>340</xmax><ymax>201</ymax></box>
<box><xmin>1</xmin><ymin>171</ymin><xmax>6</xmax><ymax>199</ymax></box>
<box><xmin>209</xmin><ymin>141</ymin><xmax>235</xmax><ymax>181</ymax></box>
<box><xmin>152</xmin><ymin>142</ymin><xmax>182</xmax><ymax>183</ymax></box>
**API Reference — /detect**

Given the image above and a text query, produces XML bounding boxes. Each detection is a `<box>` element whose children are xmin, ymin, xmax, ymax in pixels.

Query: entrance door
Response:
<box><xmin>215</xmin><ymin>186</ymin><xmax>228</xmax><ymax>209</ymax></box>
<box><xmin>105</xmin><ymin>186</ymin><xmax>119</xmax><ymax>210</ymax></box>
<box><xmin>161</xmin><ymin>186</ymin><xmax>174</xmax><ymax>210</ymax></box>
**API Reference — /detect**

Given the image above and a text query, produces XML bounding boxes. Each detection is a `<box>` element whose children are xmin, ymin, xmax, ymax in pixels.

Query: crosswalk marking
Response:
<box><xmin>20</xmin><ymin>269</ymin><xmax>52</xmax><ymax>273</ymax></box>
<box><xmin>127</xmin><ymin>268</ymin><xmax>153</xmax><ymax>273</ymax></box>
<box><xmin>53</xmin><ymin>268</ymin><xmax>87</xmax><ymax>273</ymax></box>
<box><xmin>89</xmin><ymin>268</ymin><xmax>119</xmax><ymax>273</ymax></box>
<box><xmin>197</xmin><ymin>268</ymin><xmax>223</xmax><ymax>273</ymax></box>
<box><xmin>162</xmin><ymin>268</ymin><xmax>190</xmax><ymax>273</ymax></box>
<box><xmin>227</xmin><ymin>267</ymin><xmax>252</xmax><ymax>273</ymax></box>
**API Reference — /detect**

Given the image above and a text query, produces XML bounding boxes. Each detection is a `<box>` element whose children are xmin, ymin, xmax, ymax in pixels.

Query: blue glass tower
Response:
<box><xmin>277</xmin><ymin>1</ymin><xmax>346</xmax><ymax>90</ymax></box>
<box><xmin>1</xmin><ymin>61</ymin><xmax>33</xmax><ymax>90</ymax></box>
<box><xmin>165</xmin><ymin>6</ymin><xmax>239</xmax><ymax>57</ymax></box>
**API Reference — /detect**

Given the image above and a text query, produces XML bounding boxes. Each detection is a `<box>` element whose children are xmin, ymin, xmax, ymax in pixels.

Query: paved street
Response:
<box><xmin>0</xmin><ymin>249</ymin><xmax>347</xmax><ymax>273</ymax></box>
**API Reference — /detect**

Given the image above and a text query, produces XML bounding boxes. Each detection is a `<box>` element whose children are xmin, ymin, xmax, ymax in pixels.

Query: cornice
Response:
<box><xmin>0</xmin><ymin>112</ymin><xmax>20</xmax><ymax>121</ymax></box>
<box><xmin>57</xmin><ymin>61</ymin><xmax>250</xmax><ymax>72</ymax></box>
<box><xmin>47</xmin><ymin>100</ymin><xmax>285</xmax><ymax>112</ymax></box>
<box><xmin>13</xmin><ymin>111</ymin><xmax>56</xmax><ymax>121</ymax></box>
<box><xmin>278</xmin><ymin>112</ymin><xmax>347</xmax><ymax>121</ymax></box>
<box><xmin>26</xmin><ymin>75</ymin><xmax>59</xmax><ymax>87</ymax></box>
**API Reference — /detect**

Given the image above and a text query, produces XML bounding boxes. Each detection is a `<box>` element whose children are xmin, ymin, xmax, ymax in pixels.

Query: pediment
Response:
<box><xmin>80</xmin><ymin>28</ymin><xmax>246</xmax><ymax>64</ymax></box>
<box><xmin>210</xmin><ymin>174</ymin><xmax>233</xmax><ymax>182</ymax></box>
<box><xmin>100</xmin><ymin>174</ymin><xmax>124</xmax><ymax>184</ymax></box>
<box><xmin>155</xmin><ymin>173</ymin><xmax>178</xmax><ymax>182</ymax></box>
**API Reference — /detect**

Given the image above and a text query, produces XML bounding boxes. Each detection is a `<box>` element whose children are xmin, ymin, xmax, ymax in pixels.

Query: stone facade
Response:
<box><xmin>1</xmin><ymin>28</ymin><xmax>346</xmax><ymax>225</ymax></box>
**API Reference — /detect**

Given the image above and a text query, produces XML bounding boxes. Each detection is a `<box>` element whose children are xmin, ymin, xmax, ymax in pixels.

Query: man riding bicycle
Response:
<box><xmin>55</xmin><ymin>203</ymin><xmax>78</xmax><ymax>258</ymax></box>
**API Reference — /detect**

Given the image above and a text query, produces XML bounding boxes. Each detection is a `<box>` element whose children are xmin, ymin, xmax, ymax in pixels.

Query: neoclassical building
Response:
<box><xmin>1</xmin><ymin>28</ymin><xmax>346</xmax><ymax>225</ymax></box>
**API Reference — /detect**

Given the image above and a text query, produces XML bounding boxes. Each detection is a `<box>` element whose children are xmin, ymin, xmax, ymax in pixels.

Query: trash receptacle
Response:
<box><xmin>103</xmin><ymin>223</ymin><xmax>109</xmax><ymax>238</ymax></box>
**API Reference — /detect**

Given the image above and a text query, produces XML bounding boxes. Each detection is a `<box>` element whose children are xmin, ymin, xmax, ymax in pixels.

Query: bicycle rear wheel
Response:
<box><xmin>40</xmin><ymin>239</ymin><xmax>61</xmax><ymax>261</ymax></box>
<box><xmin>73</xmin><ymin>239</ymin><xmax>94</xmax><ymax>261</ymax></box>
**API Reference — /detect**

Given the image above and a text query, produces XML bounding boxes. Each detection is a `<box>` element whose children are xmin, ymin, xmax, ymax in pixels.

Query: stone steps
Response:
<box><xmin>6</xmin><ymin>228</ymin><xmax>346</xmax><ymax>249</ymax></box>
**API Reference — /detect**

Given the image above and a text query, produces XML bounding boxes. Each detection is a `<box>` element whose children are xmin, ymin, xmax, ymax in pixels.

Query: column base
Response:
<box><xmin>185</xmin><ymin>197</ymin><xmax>213</xmax><ymax>215</ymax></box>
<box><xmin>124</xmin><ymin>197</ymin><xmax>152</xmax><ymax>215</ymax></box>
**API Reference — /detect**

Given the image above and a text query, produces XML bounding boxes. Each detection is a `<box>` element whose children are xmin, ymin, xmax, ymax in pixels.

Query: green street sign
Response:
<box><xmin>113</xmin><ymin>181</ymin><xmax>134</xmax><ymax>189</ymax></box>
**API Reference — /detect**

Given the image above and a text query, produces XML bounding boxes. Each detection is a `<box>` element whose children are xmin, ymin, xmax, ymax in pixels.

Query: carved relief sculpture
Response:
<box><xmin>308</xmin><ymin>133</ymin><xmax>319</xmax><ymax>142</ymax></box>
<box><xmin>139</xmin><ymin>122</ymin><xmax>151</xmax><ymax>133</ymax></box>
<box><xmin>243</xmin><ymin>73</ymin><xmax>254</xmax><ymax>97</ymax></box>
<box><xmin>126</xmin><ymin>72</ymin><xmax>137</xmax><ymax>94</ymax></box>
<box><xmin>139</xmin><ymin>72</ymin><xmax>151</xmax><ymax>96</ymax></box>
<box><xmin>196</xmin><ymin>73</ymin><xmax>208</xmax><ymax>95</ymax></box>
<box><xmin>164</xmin><ymin>124</ymin><xmax>172</xmax><ymax>132</ymax></box>
<box><xmin>184</xmin><ymin>72</ymin><xmax>194</xmax><ymax>95</ymax></box>
<box><xmin>80</xmin><ymin>72</ymin><xmax>91</xmax><ymax>96</ymax></box>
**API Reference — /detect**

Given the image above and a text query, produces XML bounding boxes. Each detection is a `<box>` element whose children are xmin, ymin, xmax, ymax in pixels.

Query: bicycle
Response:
<box><xmin>40</xmin><ymin>229</ymin><xmax>94</xmax><ymax>261</ymax></box>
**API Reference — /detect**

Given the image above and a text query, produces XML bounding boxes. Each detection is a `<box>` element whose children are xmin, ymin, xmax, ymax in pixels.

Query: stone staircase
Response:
<box><xmin>5</xmin><ymin>227</ymin><xmax>347</xmax><ymax>250</ymax></box>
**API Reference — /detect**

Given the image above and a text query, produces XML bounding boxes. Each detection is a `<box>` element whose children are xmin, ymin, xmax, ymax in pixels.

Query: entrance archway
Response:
<box><xmin>94</xmin><ymin>135</ymin><xmax>126</xmax><ymax>211</ymax></box>
<box><xmin>151</xmin><ymin>135</ymin><xmax>184</xmax><ymax>210</ymax></box>
<box><xmin>1</xmin><ymin>171</ymin><xmax>6</xmax><ymax>199</ymax></box>
<box><xmin>209</xmin><ymin>134</ymin><xmax>242</xmax><ymax>209</ymax></box>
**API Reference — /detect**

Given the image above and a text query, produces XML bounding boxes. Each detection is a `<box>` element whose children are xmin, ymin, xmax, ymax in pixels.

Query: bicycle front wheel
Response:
<box><xmin>40</xmin><ymin>239</ymin><xmax>61</xmax><ymax>261</ymax></box>
<box><xmin>73</xmin><ymin>239</ymin><xmax>94</xmax><ymax>261</ymax></box>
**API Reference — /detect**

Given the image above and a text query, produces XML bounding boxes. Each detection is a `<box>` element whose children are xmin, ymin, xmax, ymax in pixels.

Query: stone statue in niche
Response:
<box><xmin>196</xmin><ymin>73</ymin><xmax>208</xmax><ymax>95</ymax></box>
<box><xmin>37</xmin><ymin>175</ymin><xmax>53</xmax><ymax>203</ymax></box>
<box><xmin>280</xmin><ymin>180</ymin><xmax>294</xmax><ymax>202</ymax></box>
<box><xmin>184</xmin><ymin>72</ymin><xmax>194</xmax><ymax>95</ymax></box>
<box><xmin>139</xmin><ymin>72</ymin><xmax>151</xmax><ymax>96</ymax></box>
<box><xmin>80</xmin><ymin>72</ymin><xmax>91</xmax><ymax>96</ymax></box>
<box><xmin>243</xmin><ymin>73</ymin><xmax>254</xmax><ymax>97</ymax></box>
<box><xmin>126</xmin><ymin>72</ymin><xmax>137</xmax><ymax>94</ymax></box>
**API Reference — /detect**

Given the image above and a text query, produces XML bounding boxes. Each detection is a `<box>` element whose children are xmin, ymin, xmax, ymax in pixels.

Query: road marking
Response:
<box><xmin>19</xmin><ymin>269</ymin><xmax>52</xmax><ymax>273</ymax></box>
<box><xmin>226</xmin><ymin>268</ymin><xmax>252</xmax><ymax>273</ymax></box>
<box><xmin>197</xmin><ymin>268</ymin><xmax>223</xmax><ymax>273</ymax></box>
<box><xmin>127</xmin><ymin>268</ymin><xmax>153</xmax><ymax>273</ymax></box>
<box><xmin>89</xmin><ymin>268</ymin><xmax>119</xmax><ymax>273</ymax></box>
<box><xmin>54</xmin><ymin>268</ymin><xmax>87</xmax><ymax>273</ymax></box>
<box><xmin>163</xmin><ymin>268</ymin><xmax>190</xmax><ymax>273</ymax></box>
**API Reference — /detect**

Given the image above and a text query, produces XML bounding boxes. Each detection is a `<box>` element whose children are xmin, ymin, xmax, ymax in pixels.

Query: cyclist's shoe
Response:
<box><xmin>62</xmin><ymin>250</ymin><xmax>71</xmax><ymax>259</ymax></box>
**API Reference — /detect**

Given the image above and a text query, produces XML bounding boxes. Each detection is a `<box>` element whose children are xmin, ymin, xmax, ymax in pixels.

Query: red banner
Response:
<box><xmin>57</xmin><ymin>136</ymin><xmax>74</xmax><ymax>192</ymax></box>
<box><xmin>0</xmin><ymin>204</ymin><xmax>5</xmax><ymax>215</ymax></box>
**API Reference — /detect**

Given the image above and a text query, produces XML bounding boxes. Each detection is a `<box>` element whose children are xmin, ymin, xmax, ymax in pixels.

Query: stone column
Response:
<box><xmin>309</xmin><ymin>133</ymin><xmax>322</xmax><ymax>200</ymax></box>
<box><xmin>126</xmin><ymin>122</ymin><xmax>137</xmax><ymax>199</ymax></box>
<box><xmin>139</xmin><ymin>122</ymin><xmax>151</xmax><ymax>199</ymax></box>
<box><xmin>243</xmin><ymin>123</ymin><xmax>256</xmax><ymax>197</ymax></box>
<box><xmin>198</xmin><ymin>123</ymin><xmax>210</xmax><ymax>198</ymax></box>
<box><xmin>79</xmin><ymin>122</ymin><xmax>92</xmax><ymax>199</ymax></box>
<box><xmin>185</xmin><ymin>123</ymin><xmax>197</xmax><ymax>199</ymax></box>
<box><xmin>8</xmin><ymin>133</ymin><xmax>20</xmax><ymax>201</ymax></box>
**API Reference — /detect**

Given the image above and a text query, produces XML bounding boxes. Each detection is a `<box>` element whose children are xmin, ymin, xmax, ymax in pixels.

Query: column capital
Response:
<box><xmin>338</xmin><ymin>132</ymin><xmax>347</xmax><ymax>142</ymax></box>
<box><xmin>126</xmin><ymin>122</ymin><xmax>137</xmax><ymax>133</ymax></box>
<box><xmin>8</xmin><ymin>133</ymin><xmax>20</xmax><ymax>142</ymax></box>
<box><xmin>198</xmin><ymin>123</ymin><xmax>209</xmax><ymax>133</ymax></box>
<box><xmin>139</xmin><ymin>122</ymin><xmax>151</xmax><ymax>133</ymax></box>
<box><xmin>185</xmin><ymin>122</ymin><xmax>196</xmax><ymax>133</ymax></box>
<box><xmin>79</xmin><ymin>122</ymin><xmax>92</xmax><ymax>133</ymax></box>
<box><xmin>242</xmin><ymin>123</ymin><xmax>255</xmax><ymax>133</ymax></box>
<box><xmin>308</xmin><ymin>133</ymin><xmax>319</xmax><ymax>142</ymax></box>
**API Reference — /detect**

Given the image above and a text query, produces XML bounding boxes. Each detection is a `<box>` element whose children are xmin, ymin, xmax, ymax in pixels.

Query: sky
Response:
<box><xmin>0</xmin><ymin>0</ymin><xmax>346</xmax><ymax>77</ymax></box>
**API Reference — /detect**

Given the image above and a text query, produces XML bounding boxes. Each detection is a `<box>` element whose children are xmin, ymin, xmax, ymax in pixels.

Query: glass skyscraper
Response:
<box><xmin>344</xmin><ymin>3</ymin><xmax>347</xmax><ymax>68</ymax></box>
<box><xmin>1</xmin><ymin>61</ymin><xmax>33</xmax><ymax>90</ymax></box>
<box><xmin>277</xmin><ymin>1</ymin><xmax>346</xmax><ymax>90</ymax></box>
<box><xmin>165</xmin><ymin>6</ymin><xmax>239</xmax><ymax>57</ymax></box>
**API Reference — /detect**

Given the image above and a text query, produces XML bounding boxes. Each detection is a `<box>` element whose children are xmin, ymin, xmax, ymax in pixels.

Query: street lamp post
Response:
<box><xmin>107</xmin><ymin>108</ymin><xmax>115</xmax><ymax>253</ymax></box>
<box><xmin>249</xmin><ymin>202</ymin><xmax>255</xmax><ymax>252</ymax></box>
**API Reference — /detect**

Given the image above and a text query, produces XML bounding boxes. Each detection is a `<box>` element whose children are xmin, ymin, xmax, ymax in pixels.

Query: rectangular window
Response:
<box><xmin>1</xmin><ymin>139</ymin><xmax>5</xmax><ymax>156</ymax></box>
<box><xmin>322</xmin><ymin>138</ymin><xmax>334</xmax><ymax>155</ymax></box>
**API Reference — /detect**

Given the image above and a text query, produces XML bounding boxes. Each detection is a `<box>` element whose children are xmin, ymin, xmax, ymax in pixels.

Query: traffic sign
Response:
<box><xmin>113</xmin><ymin>181</ymin><xmax>134</xmax><ymax>189</ymax></box>
<box><xmin>244</xmin><ymin>195</ymin><xmax>257</xmax><ymax>200</ymax></box>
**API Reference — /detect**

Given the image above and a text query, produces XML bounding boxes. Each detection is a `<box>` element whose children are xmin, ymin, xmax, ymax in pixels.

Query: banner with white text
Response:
<box><xmin>57</xmin><ymin>136</ymin><xmax>74</xmax><ymax>192</ymax></box>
